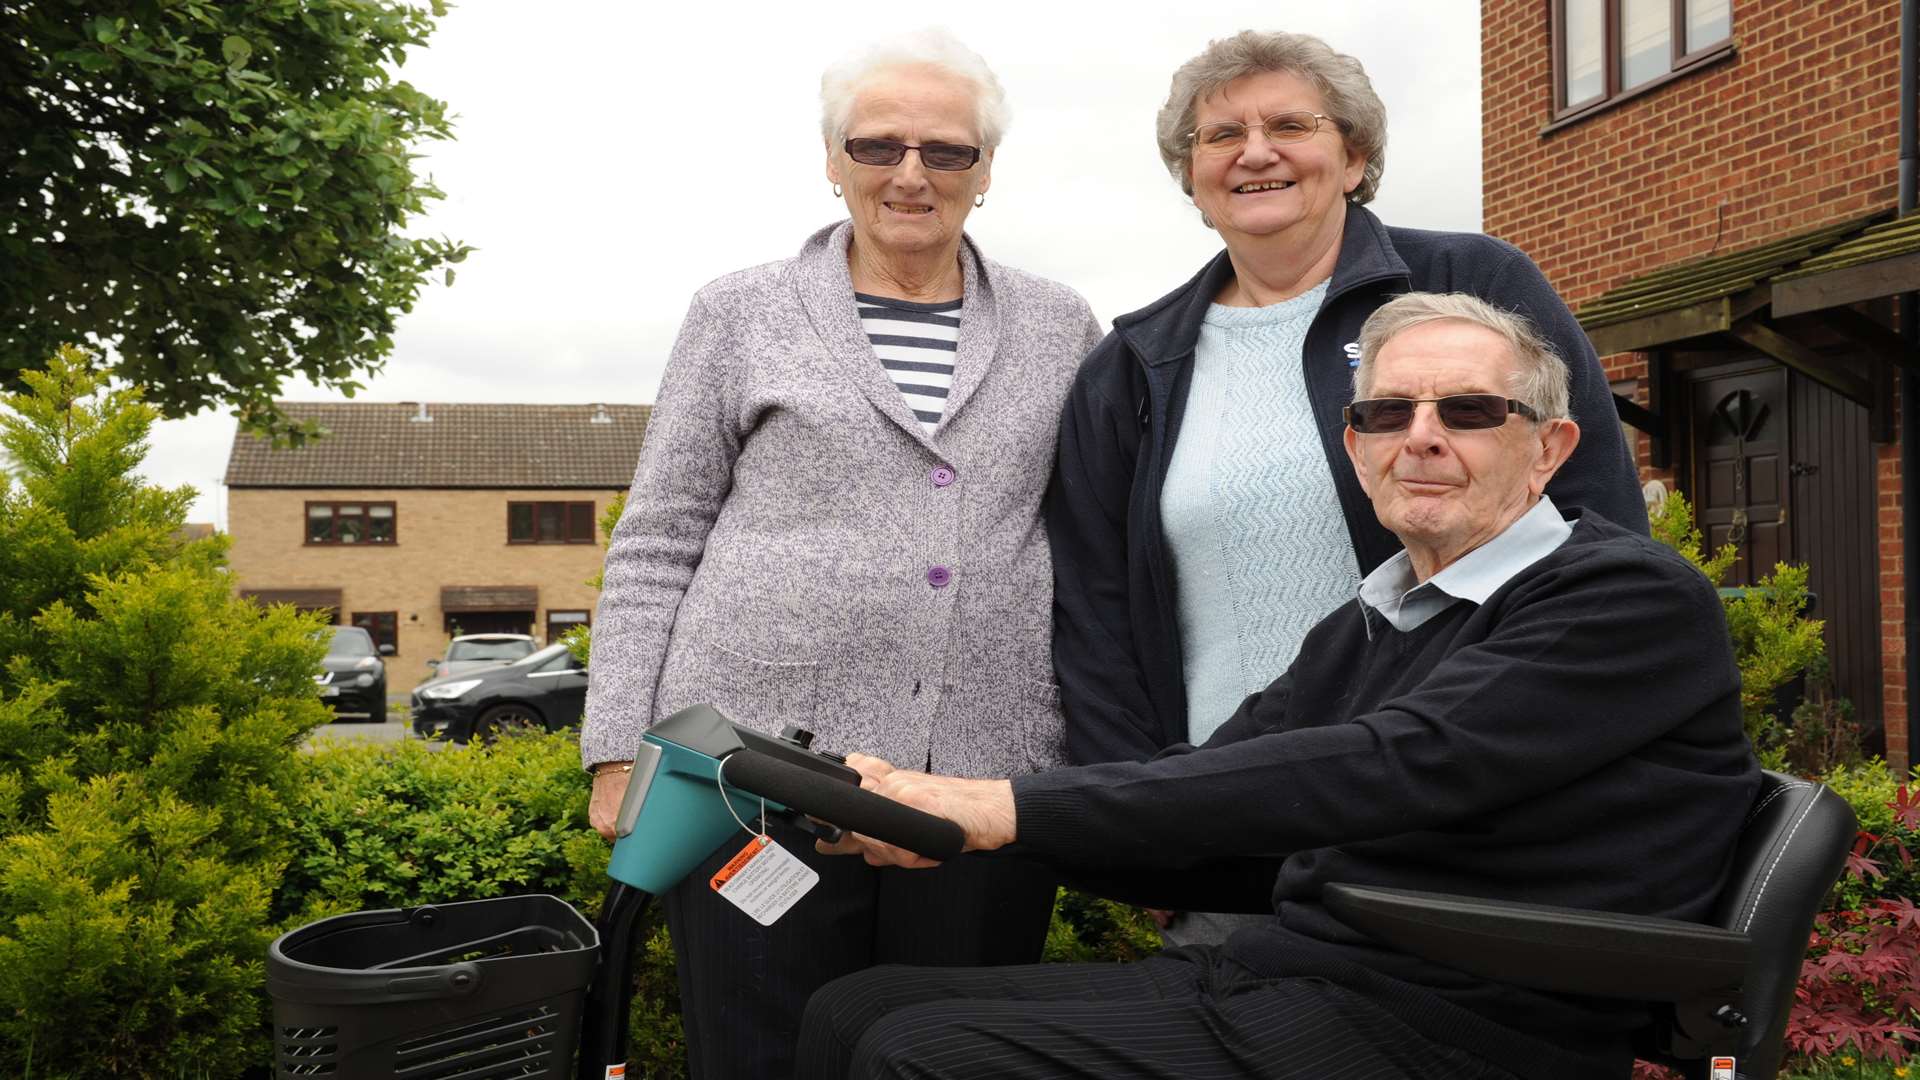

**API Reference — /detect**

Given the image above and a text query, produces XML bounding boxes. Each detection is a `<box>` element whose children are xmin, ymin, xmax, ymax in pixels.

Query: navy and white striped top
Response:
<box><xmin>856</xmin><ymin>292</ymin><xmax>960</xmax><ymax>434</ymax></box>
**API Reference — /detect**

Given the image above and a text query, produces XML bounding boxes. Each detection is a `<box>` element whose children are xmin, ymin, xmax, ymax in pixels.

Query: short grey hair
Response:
<box><xmin>819</xmin><ymin>29</ymin><xmax>1011</xmax><ymax>151</ymax></box>
<box><xmin>1354</xmin><ymin>293</ymin><xmax>1571</xmax><ymax>421</ymax></box>
<box><xmin>1155</xmin><ymin>30</ymin><xmax>1387</xmax><ymax>206</ymax></box>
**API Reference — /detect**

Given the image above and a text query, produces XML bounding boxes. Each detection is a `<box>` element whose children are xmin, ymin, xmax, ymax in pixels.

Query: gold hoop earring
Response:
<box><xmin>832</xmin><ymin>183</ymin><xmax>842</xmax><ymax>197</ymax></box>
<box><xmin>974</xmin><ymin>193</ymin><xmax>986</xmax><ymax>208</ymax></box>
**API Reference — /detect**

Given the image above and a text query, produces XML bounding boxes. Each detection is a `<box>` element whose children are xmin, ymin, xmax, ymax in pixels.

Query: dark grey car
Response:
<box><xmin>317</xmin><ymin>626</ymin><xmax>392</xmax><ymax>723</ymax></box>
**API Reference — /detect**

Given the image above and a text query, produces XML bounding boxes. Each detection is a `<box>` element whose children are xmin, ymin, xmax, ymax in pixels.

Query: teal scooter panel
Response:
<box><xmin>605</xmin><ymin>711</ymin><xmax>792</xmax><ymax>894</ymax></box>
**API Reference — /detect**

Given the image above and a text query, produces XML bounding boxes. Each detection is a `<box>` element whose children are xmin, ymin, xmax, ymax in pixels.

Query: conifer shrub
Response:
<box><xmin>0</xmin><ymin>348</ymin><xmax>332</xmax><ymax>1078</ymax></box>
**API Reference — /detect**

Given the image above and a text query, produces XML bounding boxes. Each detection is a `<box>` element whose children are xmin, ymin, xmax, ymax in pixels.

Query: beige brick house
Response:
<box><xmin>223</xmin><ymin>402</ymin><xmax>649</xmax><ymax>677</ymax></box>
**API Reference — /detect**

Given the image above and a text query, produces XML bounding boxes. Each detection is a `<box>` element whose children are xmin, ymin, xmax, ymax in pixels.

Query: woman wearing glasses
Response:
<box><xmin>1049</xmin><ymin>31</ymin><xmax>1646</xmax><ymax>946</ymax></box>
<box><xmin>579</xmin><ymin>28</ymin><xmax>1100</xmax><ymax>1079</ymax></box>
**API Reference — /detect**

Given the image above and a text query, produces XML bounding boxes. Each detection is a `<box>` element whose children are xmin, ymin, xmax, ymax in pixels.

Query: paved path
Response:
<box><xmin>303</xmin><ymin>693</ymin><xmax>439</xmax><ymax>751</ymax></box>
<box><xmin>306</xmin><ymin>718</ymin><xmax>416</xmax><ymax>747</ymax></box>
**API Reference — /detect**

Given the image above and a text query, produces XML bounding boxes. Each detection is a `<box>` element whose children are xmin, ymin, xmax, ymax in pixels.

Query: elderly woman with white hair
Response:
<box><xmin>578</xmin><ymin>28</ymin><xmax>1102</xmax><ymax>1078</ymax></box>
<box><xmin>1047</xmin><ymin>30</ymin><xmax>1649</xmax><ymax>947</ymax></box>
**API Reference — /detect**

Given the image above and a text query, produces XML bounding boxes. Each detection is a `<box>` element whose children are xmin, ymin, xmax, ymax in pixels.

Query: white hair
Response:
<box><xmin>1354</xmin><ymin>292</ymin><xmax>1572</xmax><ymax>421</ymax></box>
<box><xmin>819</xmin><ymin>29</ymin><xmax>1011</xmax><ymax>151</ymax></box>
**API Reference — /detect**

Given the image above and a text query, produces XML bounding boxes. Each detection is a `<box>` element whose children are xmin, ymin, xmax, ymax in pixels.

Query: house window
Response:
<box><xmin>352</xmin><ymin>611</ymin><xmax>399</xmax><ymax>654</ymax></box>
<box><xmin>508</xmin><ymin>501</ymin><xmax>595</xmax><ymax>544</ymax></box>
<box><xmin>547</xmin><ymin>609</ymin><xmax>590</xmax><ymax>646</ymax></box>
<box><xmin>306</xmin><ymin>502</ymin><xmax>397</xmax><ymax>545</ymax></box>
<box><xmin>1554</xmin><ymin>0</ymin><xmax>1732</xmax><ymax>120</ymax></box>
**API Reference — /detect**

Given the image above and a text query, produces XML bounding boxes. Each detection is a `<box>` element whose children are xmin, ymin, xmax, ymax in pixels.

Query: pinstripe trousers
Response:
<box><xmin>796</xmin><ymin>947</ymin><xmax>1518</xmax><ymax>1080</ymax></box>
<box><xmin>663</xmin><ymin>817</ymin><xmax>1058</xmax><ymax>1079</ymax></box>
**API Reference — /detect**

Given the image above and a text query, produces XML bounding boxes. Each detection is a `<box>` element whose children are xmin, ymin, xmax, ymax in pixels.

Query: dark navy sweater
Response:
<box><xmin>1013</xmin><ymin>512</ymin><xmax>1760</xmax><ymax>1080</ymax></box>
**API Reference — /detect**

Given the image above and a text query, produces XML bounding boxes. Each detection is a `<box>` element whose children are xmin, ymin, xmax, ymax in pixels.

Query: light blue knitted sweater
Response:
<box><xmin>1160</xmin><ymin>281</ymin><xmax>1360</xmax><ymax>743</ymax></box>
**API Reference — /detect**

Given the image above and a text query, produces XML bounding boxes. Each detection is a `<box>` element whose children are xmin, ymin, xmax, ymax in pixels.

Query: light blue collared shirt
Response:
<box><xmin>1356</xmin><ymin>496</ymin><xmax>1574</xmax><ymax>635</ymax></box>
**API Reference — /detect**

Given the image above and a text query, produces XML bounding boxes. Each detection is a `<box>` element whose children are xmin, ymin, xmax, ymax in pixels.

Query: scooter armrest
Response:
<box><xmin>1322</xmin><ymin>883</ymin><xmax>1749</xmax><ymax>1001</ymax></box>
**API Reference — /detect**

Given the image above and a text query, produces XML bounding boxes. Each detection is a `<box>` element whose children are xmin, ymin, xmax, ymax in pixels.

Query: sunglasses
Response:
<box><xmin>843</xmin><ymin>137</ymin><xmax>982</xmax><ymax>171</ymax></box>
<box><xmin>1344</xmin><ymin>395</ymin><xmax>1541</xmax><ymax>434</ymax></box>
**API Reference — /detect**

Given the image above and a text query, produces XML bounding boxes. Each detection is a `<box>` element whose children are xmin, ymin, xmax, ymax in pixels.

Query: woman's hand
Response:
<box><xmin>817</xmin><ymin>754</ymin><xmax>1017</xmax><ymax>868</ymax></box>
<box><xmin>588</xmin><ymin>766</ymin><xmax>632</xmax><ymax>842</ymax></box>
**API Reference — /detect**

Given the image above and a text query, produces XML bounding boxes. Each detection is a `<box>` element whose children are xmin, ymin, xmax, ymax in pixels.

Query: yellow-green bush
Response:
<box><xmin>0</xmin><ymin>351</ymin><xmax>332</xmax><ymax>1078</ymax></box>
<box><xmin>1650</xmin><ymin>490</ymin><xmax>1827</xmax><ymax>767</ymax></box>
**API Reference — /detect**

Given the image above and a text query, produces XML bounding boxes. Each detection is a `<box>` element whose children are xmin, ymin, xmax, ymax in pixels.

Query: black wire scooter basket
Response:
<box><xmin>266</xmin><ymin>894</ymin><xmax>599</xmax><ymax>1080</ymax></box>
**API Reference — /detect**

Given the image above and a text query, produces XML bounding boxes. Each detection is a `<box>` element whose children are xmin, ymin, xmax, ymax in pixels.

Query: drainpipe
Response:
<box><xmin>1901</xmin><ymin>0</ymin><xmax>1917</xmax><ymax>769</ymax></box>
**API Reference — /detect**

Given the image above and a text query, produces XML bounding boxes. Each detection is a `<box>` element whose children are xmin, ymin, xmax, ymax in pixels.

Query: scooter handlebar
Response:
<box><xmin>721</xmin><ymin>749</ymin><xmax>967</xmax><ymax>862</ymax></box>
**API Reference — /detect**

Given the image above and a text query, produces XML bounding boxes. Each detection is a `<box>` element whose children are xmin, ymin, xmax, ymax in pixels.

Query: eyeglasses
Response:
<box><xmin>843</xmin><ymin>137</ymin><xmax>982</xmax><ymax>171</ymax></box>
<box><xmin>1344</xmin><ymin>395</ymin><xmax>1541</xmax><ymax>434</ymax></box>
<box><xmin>1186</xmin><ymin>111</ymin><xmax>1335</xmax><ymax>154</ymax></box>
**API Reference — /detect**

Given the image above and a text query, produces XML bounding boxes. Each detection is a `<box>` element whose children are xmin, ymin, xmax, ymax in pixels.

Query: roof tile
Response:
<box><xmin>223</xmin><ymin>402</ymin><xmax>650</xmax><ymax>488</ymax></box>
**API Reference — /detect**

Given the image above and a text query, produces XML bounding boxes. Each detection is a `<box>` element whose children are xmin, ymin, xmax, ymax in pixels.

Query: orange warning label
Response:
<box><xmin>711</xmin><ymin>835</ymin><xmax>769</xmax><ymax>890</ymax></box>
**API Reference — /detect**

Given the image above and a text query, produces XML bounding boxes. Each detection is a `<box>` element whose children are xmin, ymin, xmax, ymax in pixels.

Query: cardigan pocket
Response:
<box><xmin>1022</xmin><ymin>680</ymin><xmax>1067</xmax><ymax>770</ymax></box>
<box><xmin>945</xmin><ymin>674</ymin><xmax>1067</xmax><ymax>774</ymax></box>
<box><xmin>655</xmin><ymin>636</ymin><xmax>819</xmax><ymax>734</ymax></box>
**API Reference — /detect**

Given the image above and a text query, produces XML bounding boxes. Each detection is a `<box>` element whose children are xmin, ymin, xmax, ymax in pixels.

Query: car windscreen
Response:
<box><xmin>447</xmin><ymin>640</ymin><xmax>534</xmax><ymax>662</ymax></box>
<box><xmin>532</xmin><ymin>646</ymin><xmax>583</xmax><ymax>673</ymax></box>
<box><xmin>326</xmin><ymin>630</ymin><xmax>375</xmax><ymax>658</ymax></box>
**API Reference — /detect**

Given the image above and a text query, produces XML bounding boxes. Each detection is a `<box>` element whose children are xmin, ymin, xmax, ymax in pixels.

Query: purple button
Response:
<box><xmin>927</xmin><ymin>565</ymin><xmax>952</xmax><ymax>588</ymax></box>
<box><xmin>931</xmin><ymin>466</ymin><xmax>956</xmax><ymax>488</ymax></box>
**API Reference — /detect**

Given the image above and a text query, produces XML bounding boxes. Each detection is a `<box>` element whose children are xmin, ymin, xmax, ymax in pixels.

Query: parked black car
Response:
<box><xmin>317</xmin><ymin>626</ymin><xmax>392</xmax><ymax>723</ymax></box>
<box><xmin>411</xmin><ymin>643</ymin><xmax>588</xmax><ymax>744</ymax></box>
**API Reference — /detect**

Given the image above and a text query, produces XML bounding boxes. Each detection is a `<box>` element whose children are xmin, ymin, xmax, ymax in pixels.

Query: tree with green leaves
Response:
<box><xmin>0</xmin><ymin>346</ymin><xmax>333</xmax><ymax>1076</ymax></box>
<box><xmin>0</xmin><ymin>1</ymin><xmax>468</xmax><ymax>442</ymax></box>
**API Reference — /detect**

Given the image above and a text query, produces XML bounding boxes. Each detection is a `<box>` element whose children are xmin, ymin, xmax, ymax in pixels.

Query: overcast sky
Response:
<box><xmin>140</xmin><ymin>2</ymin><xmax>1485</xmax><ymax>526</ymax></box>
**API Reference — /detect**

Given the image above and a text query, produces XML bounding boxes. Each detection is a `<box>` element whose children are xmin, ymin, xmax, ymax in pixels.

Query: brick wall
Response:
<box><xmin>1484</xmin><ymin>0</ymin><xmax>1899</xmax><ymax>308</ymax></box>
<box><xmin>227</xmin><ymin>487</ymin><xmax>617</xmax><ymax>672</ymax></box>
<box><xmin>1482</xmin><ymin>0</ymin><xmax>1908</xmax><ymax>769</ymax></box>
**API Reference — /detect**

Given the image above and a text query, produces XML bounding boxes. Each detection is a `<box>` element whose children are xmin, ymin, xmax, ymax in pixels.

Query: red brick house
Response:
<box><xmin>1482</xmin><ymin>0</ymin><xmax>1914</xmax><ymax>769</ymax></box>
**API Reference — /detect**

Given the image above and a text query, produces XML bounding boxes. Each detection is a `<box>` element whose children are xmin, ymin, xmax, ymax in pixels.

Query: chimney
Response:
<box><xmin>408</xmin><ymin>402</ymin><xmax>432</xmax><ymax>423</ymax></box>
<box><xmin>590</xmin><ymin>404</ymin><xmax>613</xmax><ymax>425</ymax></box>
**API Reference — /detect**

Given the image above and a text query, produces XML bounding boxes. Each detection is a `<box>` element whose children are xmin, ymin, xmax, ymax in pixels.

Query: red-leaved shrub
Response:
<box><xmin>1781</xmin><ymin>783</ymin><xmax>1920</xmax><ymax>1066</ymax></box>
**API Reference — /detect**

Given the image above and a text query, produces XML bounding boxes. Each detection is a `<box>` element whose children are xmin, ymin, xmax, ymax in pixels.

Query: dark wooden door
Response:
<box><xmin>1786</xmin><ymin>369</ymin><xmax>1883</xmax><ymax>745</ymax></box>
<box><xmin>1685</xmin><ymin>359</ymin><xmax>1882</xmax><ymax>749</ymax></box>
<box><xmin>1689</xmin><ymin>363</ymin><xmax>1789</xmax><ymax>584</ymax></box>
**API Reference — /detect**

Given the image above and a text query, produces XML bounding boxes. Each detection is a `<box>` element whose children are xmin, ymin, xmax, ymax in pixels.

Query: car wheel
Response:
<box><xmin>473</xmin><ymin>703</ymin><xmax>544</xmax><ymax>744</ymax></box>
<box><xmin>370</xmin><ymin>690</ymin><xmax>388</xmax><ymax>726</ymax></box>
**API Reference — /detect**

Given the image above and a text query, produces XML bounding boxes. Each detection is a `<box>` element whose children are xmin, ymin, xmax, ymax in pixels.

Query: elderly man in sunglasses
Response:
<box><xmin>797</xmin><ymin>290</ymin><xmax>1760</xmax><ymax>1080</ymax></box>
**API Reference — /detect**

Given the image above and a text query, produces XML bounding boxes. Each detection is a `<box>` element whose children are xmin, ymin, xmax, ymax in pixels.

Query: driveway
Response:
<box><xmin>303</xmin><ymin>692</ymin><xmax>432</xmax><ymax>750</ymax></box>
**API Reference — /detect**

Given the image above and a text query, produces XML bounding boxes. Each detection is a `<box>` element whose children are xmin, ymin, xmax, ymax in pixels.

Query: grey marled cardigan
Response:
<box><xmin>580</xmin><ymin>221</ymin><xmax>1103</xmax><ymax>777</ymax></box>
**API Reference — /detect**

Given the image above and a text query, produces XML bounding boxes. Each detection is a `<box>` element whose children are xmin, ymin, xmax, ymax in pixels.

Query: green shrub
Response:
<box><xmin>1649</xmin><ymin>491</ymin><xmax>1827</xmax><ymax>767</ymax></box>
<box><xmin>1819</xmin><ymin>759</ymin><xmax>1920</xmax><ymax>910</ymax></box>
<box><xmin>278</xmin><ymin>734</ymin><xmax>605</xmax><ymax>921</ymax></box>
<box><xmin>0</xmin><ymin>348</ymin><xmax>331</xmax><ymax>1078</ymax></box>
<box><xmin>1787</xmin><ymin>655</ymin><xmax>1866</xmax><ymax>776</ymax></box>
<box><xmin>1042</xmin><ymin>889</ymin><xmax>1162</xmax><ymax>964</ymax></box>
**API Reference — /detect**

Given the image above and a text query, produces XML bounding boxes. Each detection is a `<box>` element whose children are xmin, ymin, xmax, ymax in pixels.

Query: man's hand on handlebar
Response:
<box><xmin>814</xmin><ymin>753</ymin><xmax>1017</xmax><ymax>868</ymax></box>
<box><xmin>588</xmin><ymin>766</ymin><xmax>631</xmax><ymax>842</ymax></box>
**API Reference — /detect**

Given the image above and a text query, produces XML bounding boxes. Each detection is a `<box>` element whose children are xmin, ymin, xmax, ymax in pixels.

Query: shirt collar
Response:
<box><xmin>1357</xmin><ymin>496</ymin><xmax>1573</xmax><ymax>634</ymax></box>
